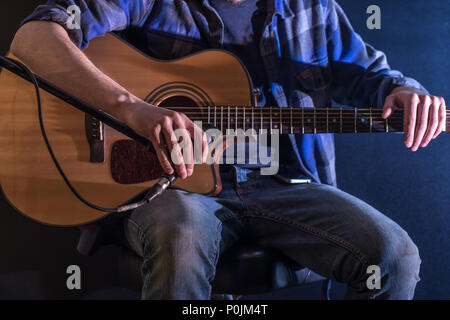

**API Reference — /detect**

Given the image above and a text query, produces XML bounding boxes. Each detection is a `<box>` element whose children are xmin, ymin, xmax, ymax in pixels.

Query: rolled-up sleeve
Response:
<box><xmin>20</xmin><ymin>0</ymin><xmax>154</xmax><ymax>48</ymax></box>
<box><xmin>325</xmin><ymin>0</ymin><xmax>427</xmax><ymax>107</ymax></box>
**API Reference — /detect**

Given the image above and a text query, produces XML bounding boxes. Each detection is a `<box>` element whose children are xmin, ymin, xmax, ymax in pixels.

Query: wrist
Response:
<box><xmin>390</xmin><ymin>86</ymin><xmax>427</xmax><ymax>96</ymax></box>
<box><xmin>110</xmin><ymin>92</ymin><xmax>142</xmax><ymax>124</ymax></box>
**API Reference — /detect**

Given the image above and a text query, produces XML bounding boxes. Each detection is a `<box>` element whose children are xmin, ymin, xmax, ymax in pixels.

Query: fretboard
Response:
<box><xmin>171</xmin><ymin>106</ymin><xmax>450</xmax><ymax>134</ymax></box>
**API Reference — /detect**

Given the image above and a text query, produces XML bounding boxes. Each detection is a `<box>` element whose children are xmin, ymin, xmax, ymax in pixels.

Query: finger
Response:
<box><xmin>172</xmin><ymin>114</ymin><xmax>194</xmax><ymax>176</ymax></box>
<box><xmin>183</xmin><ymin>133</ymin><xmax>195</xmax><ymax>176</ymax></box>
<box><xmin>421</xmin><ymin>97</ymin><xmax>440</xmax><ymax>147</ymax></box>
<box><xmin>201</xmin><ymin>130</ymin><xmax>209</xmax><ymax>163</ymax></box>
<box><xmin>149</xmin><ymin>127</ymin><xmax>174</xmax><ymax>174</ymax></box>
<box><xmin>433</xmin><ymin>97</ymin><xmax>447</xmax><ymax>139</ymax></box>
<box><xmin>382</xmin><ymin>95</ymin><xmax>396</xmax><ymax>119</ymax></box>
<box><xmin>162</xmin><ymin>121</ymin><xmax>187</xmax><ymax>179</ymax></box>
<box><xmin>411</xmin><ymin>95</ymin><xmax>431</xmax><ymax>151</ymax></box>
<box><xmin>404</xmin><ymin>94</ymin><xmax>420</xmax><ymax>148</ymax></box>
<box><xmin>175</xmin><ymin>125</ymin><xmax>194</xmax><ymax>176</ymax></box>
<box><xmin>188</xmin><ymin>119</ymin><xmax>209</xmax><ymax>164</ymax></box>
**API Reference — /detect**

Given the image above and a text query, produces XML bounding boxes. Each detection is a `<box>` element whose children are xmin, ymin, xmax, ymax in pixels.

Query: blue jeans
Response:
<box><xmin>122</xmin><ymin>168</ymin><xmax>421</xmax><ymax>299</ymax></box>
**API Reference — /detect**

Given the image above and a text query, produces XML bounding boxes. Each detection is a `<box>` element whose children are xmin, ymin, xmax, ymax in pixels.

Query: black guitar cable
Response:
<box><xmin>0</xmin><ymin>56</ymin><xmax>177</xmax><ymax>214</ymax></box>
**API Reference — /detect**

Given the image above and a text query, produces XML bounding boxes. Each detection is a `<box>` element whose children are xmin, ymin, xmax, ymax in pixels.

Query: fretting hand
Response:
<box><xmin>383</xmin><ymin>86</ymin><xmax>447</xmax><ymax>151</ymax></box>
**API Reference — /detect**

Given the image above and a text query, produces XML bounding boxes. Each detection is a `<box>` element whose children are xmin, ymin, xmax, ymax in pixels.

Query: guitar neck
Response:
<box><xmin>177</xmin><ymin>106</ymin><xmax>450</xmax><ymax>134</ymax></box>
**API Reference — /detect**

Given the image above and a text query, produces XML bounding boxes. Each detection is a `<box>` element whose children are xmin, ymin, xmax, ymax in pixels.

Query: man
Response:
<box><xmin>11</xmin><ymin>0</ymin><xmax>446</xmax><ymax>299</ymax></box>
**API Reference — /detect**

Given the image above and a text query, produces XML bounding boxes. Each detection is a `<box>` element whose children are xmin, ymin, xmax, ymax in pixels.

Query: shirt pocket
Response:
<box><xmin>294</xmin><ymin>63</ymin><xmax>332</xmax><ymax>107</ymax></box>
<box><xmin>262</xmin><ymin>6</ymin><xmax>328</xmax><ymax>61</ymax></box>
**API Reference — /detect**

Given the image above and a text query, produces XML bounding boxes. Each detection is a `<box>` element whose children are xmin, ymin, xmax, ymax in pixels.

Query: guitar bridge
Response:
<box><xmin>85</xmin><ymin>114</ymin><xmax>105</xmax><ymax>163</ymax></box>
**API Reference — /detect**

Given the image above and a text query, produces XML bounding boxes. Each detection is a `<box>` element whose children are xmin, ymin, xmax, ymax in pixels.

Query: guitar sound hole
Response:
<box><xmin>157</xmin><ymin>96</ymin><xmax>199</xmax><ymax>110</ymax></box>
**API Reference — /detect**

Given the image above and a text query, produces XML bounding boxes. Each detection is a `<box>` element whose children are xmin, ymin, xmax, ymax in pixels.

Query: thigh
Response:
<box><xmin>241</xmin><ymin>182</ymin><xmax>415</xmax><ymax>282</ymax></box>
<box><xmin>122</xmin><ymin>188</ymin><xmax>243</xmax><ymax>258</ymax></box>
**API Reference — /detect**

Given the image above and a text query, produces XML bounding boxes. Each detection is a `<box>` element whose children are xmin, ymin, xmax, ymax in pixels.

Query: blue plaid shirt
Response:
<box><xmin>21</xmin><ymin>0</ymin><xmax>426</xmax><ymax>186</ymax></box>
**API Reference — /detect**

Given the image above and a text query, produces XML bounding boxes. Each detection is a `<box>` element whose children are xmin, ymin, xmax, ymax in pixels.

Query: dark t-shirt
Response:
<box><xmin>211</xmin><ymin>0</ymin><xmax>294</xmax><ymax>170</ymax></box>
<box><xmin>210</xmin><ymin>0</ymin><xmax>275</xmax><ymax>107</ymax></box>
<box><xmin>212</xmin><ymin>0</ymin><xmax>296</xmax><ymax>171</ymax></box>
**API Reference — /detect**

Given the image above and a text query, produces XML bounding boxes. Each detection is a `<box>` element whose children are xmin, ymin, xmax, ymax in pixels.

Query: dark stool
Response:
<box><xmin>77</xmin><ymin>219</ymin><xmax>330</xmax><ymax>298</ymax></box>
<box><xmin>118</xmin><ymin>244</ymin><xmax>300</xmax><ymax>295</ymax></box>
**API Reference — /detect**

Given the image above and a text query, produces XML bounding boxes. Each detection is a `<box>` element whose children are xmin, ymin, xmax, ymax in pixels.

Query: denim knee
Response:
<box><xmin>145</xmin><ymin>206</ymin><xmax>221</xmax><ymax>263</ymax></box>
<box><xmin>372</xmin><ymin>228</ymin><xmax>421</xmax><ymax>276</ymax></box>
<box><xmin>363</xmin><ymin>227</ymin><xmax>421</xmax><ymax>299</ymax></box>
<box><xmin>125</xmin><ymin>190</ymin><xmax>223</xmax><ymax>266</ymax></box>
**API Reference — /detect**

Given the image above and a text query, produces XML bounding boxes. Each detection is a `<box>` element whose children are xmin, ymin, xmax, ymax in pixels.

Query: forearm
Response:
<box><xmin>10</xmin><ymin>21</ymin><xmax>138</xmax><ymax>123</ymax></box>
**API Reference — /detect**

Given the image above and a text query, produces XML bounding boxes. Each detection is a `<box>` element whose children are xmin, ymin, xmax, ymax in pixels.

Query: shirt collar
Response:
<box><xmin>272</xmin><ymin>0</ymin><xmax>295</xmax><ymax>19</ymax></box>
<box><xmin>204</xmin><ymin>0</ymin><xmax>294</xmax><ymax>20</ymax></box>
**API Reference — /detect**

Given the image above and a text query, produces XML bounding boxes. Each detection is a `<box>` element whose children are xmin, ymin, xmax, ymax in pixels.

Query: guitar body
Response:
<box><xmin>0</xmin><ymin>33</ymin><xmax>253</xmax><ymax>226</ymax></box>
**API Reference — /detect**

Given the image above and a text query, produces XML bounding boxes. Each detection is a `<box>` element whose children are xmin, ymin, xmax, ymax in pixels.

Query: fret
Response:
<box><xmin>326</xmin><ymin>108</ymin><xmax>329</xmax><ymax>133</ymax></box>
<box><xmin>313</xmin><ymin>108</ymin><xmax>317</xmax><ymax>134</ymax></box>
<box><xmin>228</xmin><ymin>106</ymin><xmax>230</xmax><ymax>131</ymax></box>
<box><xmin>369</xmin><ymin>108</ymin><xmax>373</xmax><ymax>133</ymax></box>
<box><xmin>208</xmin><ymin>105</ymin><xmax>211</xmax><ymax>124</ymax></box>
<box><xmin>234</xmin><ymin>106</ymin><xmax>238</xmax><ymax>132</ymax></box>
<box><xmin>270</xmin><ymin>106</ymin><xmax>273</xmax><ymax>134</ymax></box>
<box><xmin>385</xmin><ymin>117</ymin><xmax>389</xmax><ymax>133</ymax></box>
<box><xmin>340</xmin><ymin>107</ymin><xmax>343</xmax><ymax>133</ymax></box>
<box><xmin>302</xmin><ymin>107</ymin><xmax>305</xmax><ymax>134</ymax></box>
<box><xmin>260</xmin><ymin>107</ymin><xmax>263</xmax><ymax>134</ymax></box>
<box><xmin>354</xmin><ymin>108</ymin><xmax>357</xmax><ymax>133</ymax></box>
<box><xmin>290</xmin><ymin>107</ymin><xmax>293</xmax><ymax>134</ymax></box>
<box><xmin>243</xmin><ymin>106</ymin><xmax>246</xmax><ymax>131</ymax></box>
<box><xmin>214</xmin><ymin>106</ymin><xmax>217</xmax><ymax>127</ymax></box>
<box><xmin>280</xmin><ymin>107</ymin><xmax>283</xmax><ymax>134</ymax></box>
<box><xmin>252</xmin><ymin>107</ymin><xmax>254</xmax><ymax>131</ymax></box>
<box><xmin>221</xmin><ymin>106</ymin><xmax>223</xmax><ymax>132</ymax></box>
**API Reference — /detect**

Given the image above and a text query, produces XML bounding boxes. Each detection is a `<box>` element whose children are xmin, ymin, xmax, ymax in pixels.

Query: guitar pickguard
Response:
<box><xmin>110</xmin><ymin>140</ymin><xmax>164</xmax><ymax>184</ymax></box>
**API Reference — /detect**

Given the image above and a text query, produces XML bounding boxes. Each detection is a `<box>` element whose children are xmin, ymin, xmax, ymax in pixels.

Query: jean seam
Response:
<box><xmin>248</xmin><ymin>208</ymin><xmax>370</xmax><ymax>267</ymax></box>
<box><xmin>125</xmin><ymin>216</ymin><xmax>148</xmax><ymax>257</ymax></box>
<box><xmin>209</xmin><ymin>219</ymin><xmax>222</xmax><ymax>265</ymax></box>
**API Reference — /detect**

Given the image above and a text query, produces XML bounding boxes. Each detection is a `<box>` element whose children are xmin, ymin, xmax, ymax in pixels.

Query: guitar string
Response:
<box><xmin>160</xmin><ymin>111</ymin><xmax>434</xmax><ymax>119</ymax></box>
<box><xmin>158</xmin><ymin>112</ymin><xmax>427</xmax><ymax>122</ymax></box>
<box><xmin>161</xmin><ymin>108</ymin><xmax>449</xmax><ymax>124</ymax></box>
<box><xmin>158</xmin><ymin>111</ymin><xmax>411</xmax><ymax>121</ymax></box>
<box><xmin>159</xmin><ymin>106</ymin><xmax>450</xmax><ymax>117</ymax></box>
<box><xmin>146</xmin><ymin>107</ymin><xmax>449</xmax><ymax>125</ymax></box>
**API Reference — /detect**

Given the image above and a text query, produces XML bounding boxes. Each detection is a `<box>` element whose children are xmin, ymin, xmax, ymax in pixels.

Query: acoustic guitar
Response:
<box><xmin>0</xmin><ymin>33</ymin><xmax>448</xmax><ymax>227</ymax></box>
